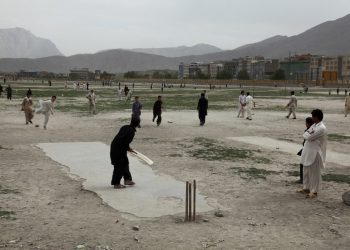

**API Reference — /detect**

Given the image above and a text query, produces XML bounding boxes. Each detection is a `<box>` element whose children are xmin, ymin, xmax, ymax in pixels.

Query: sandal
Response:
<box><xmin>297</xmin><ymin>188</ymin><xmax>310</xmax><ymax>194</ymax></box>
<box><xmin>114</xmin><ymin>184</ymin><xmax>126</xmax><ymax>189</ymax></box>
<box><xmin>306</xmin><ymin>192</ymin><xmax>317</xmax><ymax>198</ymax></box>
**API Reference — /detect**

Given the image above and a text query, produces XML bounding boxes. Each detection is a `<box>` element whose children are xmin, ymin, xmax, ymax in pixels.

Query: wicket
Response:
<box><xmin>185</xmin><ymin>180</ymin><xmax>196</xmax><ymax>222</ymax></box>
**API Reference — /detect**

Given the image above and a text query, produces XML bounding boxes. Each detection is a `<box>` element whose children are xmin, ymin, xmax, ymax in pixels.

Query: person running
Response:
<box><xmin>298</xmin><ymin>109</ymin><xmax>327</xmax><ymax>198</ymax></box>
<box><xmin>286</xmin><ymin>91</ymin><xmax>297</xmax><ymax>119</ymax></box>
<box><xmin>197</xmin><ymin>92</ymin><xmax>208</xmax><ymax>126</ymax></box>
<box><xmin>110</xmin><ymin>119</ymin><xmax>139</xmax><ymax>189</ymax></box>
<box><xmin>21</xmin><ymin>93</ymin><xmax>34</xmax><ymax>124</ymax></box>
<box><xmin>131</xmin><ymin>96</ymin><xmax>142</xmax><ymax>128</ymax></box>
<box><xmin>237</xmin><ymin>90</ymin><xmax>246</xmax><ymax>118</ymax></box>
<box><xmin>35</xmin><ymin>96</ymin><xmax>56</xmax><ymax>129</ymax></box>
<box><xmin>153</xmin><ymin>96</ymin><xmax>163</xmax><ymax>126</ymax></box>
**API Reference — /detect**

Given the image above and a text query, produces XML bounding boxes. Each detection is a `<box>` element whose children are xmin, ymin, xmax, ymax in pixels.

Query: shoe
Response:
<box><xmin>43</xmin><ymin>126</ymin><xmax>47</xmax><ymax>130</ymax></box>
<box><xmin>114</xmin><ymin>184</ymin><xmax>126</xmax><ymax>189</ymax></box>
<box><xmin>297</xmin><ymin>188</ymin><xmax>310</xmax><ymax>194</ymax></box>
<box><xmin>306</xmin><ymin>192</ymin><xmax>317</xmax><ymax>198</ymax></box>
<box><xmin>292</xmin><ymin>117</ymin><xmax>296</xmax><ymax>119</ymax></box>
<box><xmin>26</xmin><ymin>122</ymin><xmax>28</xmax><ymax>125</ymax></box>
<box><xmin>124</xmin><ymin>180</ymin><xmax>135</xmax><ymax>186</ymax></box>
<box><xmin>29</xmin><ymin>121</ymin><xmax>33</xmax><ymax>124</ymax></box>
<box><xmin>152</xmin><ymin>117</ymin><xmax>155</xmax><ymax>122</ymax></box>
<box><xmin>285</xmin><ymin>116</ymin><xmax>289</xmax><ymax>119</ymax></box>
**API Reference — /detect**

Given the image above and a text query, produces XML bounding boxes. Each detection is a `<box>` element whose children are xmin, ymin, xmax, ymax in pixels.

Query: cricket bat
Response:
<box><xmin>131</xmin><ymin>150</ymin><xmax>154</xmax><ymax>165</ymax></box>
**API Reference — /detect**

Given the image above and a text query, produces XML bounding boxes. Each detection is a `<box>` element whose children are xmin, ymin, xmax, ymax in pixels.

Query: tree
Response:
<box><xmin>124</xmin><ymin>71</ymin><xmax>138</xmax><ymax>78</ymax></box>
<box><xmin>271</xmin><ymin>69</ymin><xmax>286</xmax><ymax>80</ymax></box>
<box><xmin>216</xmin><ymin>70</ymin><xmax>233</xmax><ymax>80</ymax></box>
<box><xmin>237</xmin><ymin>70</ymin><xmax>250</xmax><ymax>80</ymax></box>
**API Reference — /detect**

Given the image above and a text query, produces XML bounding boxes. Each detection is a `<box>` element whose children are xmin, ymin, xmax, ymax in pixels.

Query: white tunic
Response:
<box><xmin>300</xmin><ymin>122</ymin><xmax>327</xmax><ymax>168</ymax></box>
<box><xmin>245</xmin><ymin>95</ymin><xmax>254</xmax><ymax>108</ymax></box>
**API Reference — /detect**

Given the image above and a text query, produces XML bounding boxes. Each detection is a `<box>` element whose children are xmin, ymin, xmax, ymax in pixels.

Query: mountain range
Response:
<box><xmin>1</xmin><ymin>14</ymin><xmax>350</xmax><ymax>73</ymax></box>
<box><xmin>0</xmin><ymin>27</ymin><xmax>63</xmax><ymax>59</ymax></box>
<box><xmin>130</xmin><ymin>44</ymin><xmax>222</xmax><ymax>57</ymax></box>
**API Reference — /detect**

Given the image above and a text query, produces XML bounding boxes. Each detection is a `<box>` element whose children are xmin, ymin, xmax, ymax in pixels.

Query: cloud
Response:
<box><xmin>1</xmin><ymin>0</ymin><xmax>350</xmax><ymax>55</ymax></box>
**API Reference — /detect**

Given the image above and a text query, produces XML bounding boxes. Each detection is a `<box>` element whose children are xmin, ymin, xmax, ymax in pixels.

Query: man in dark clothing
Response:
<box><xmin>5</xmin><ymin>85</ymin><xmax>12</xmax><ymax>100</ymax></box>
<box><xmin>110</xmin><ymin>119</ymin><xmax>140</xmax><ymax>189</ymax></box>
<box><xmin>152</xmin><ymin>96</ymin><xmax>163</xmax><ymax>126</ymax></box>
<box><xmin>132</xmin><ymin>96</ymin><xmax>142</xmax><ymax>128</ymax></box>
<box><xmin>197</xmin><ymin>93</ymin><xmax>208</xmax><ymax>126</ymax></box>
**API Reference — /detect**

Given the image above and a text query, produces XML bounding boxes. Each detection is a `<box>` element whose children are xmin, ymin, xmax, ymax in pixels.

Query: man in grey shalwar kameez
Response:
<box><xmin>298</xmin><ymin>109</ymin><xmax>327</xmax><ymax>198</ymax></box>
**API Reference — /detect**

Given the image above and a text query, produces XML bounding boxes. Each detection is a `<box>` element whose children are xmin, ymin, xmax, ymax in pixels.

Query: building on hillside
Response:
<box><xmin>310</xmin><ymin>56</ymin><xmax>323</xmax><ymax>82</ymax></box>
<box><xmin>69</xmin><ymin>68</ymin><xmax>91</xmax><ymax>80</ymax></box>
<box><xmin>264</xmin><ymin>59</ymin><xmax>280</xmax><ymax>78</ymax></box>
<box><xmin>280</xmin><ymin>55</ymin><xmax>311</xmax><ymax>80</ymax></box>
<box><xmin>17</xmin><ymin>70</ymin><xmax>39</xmax><ymax>78</ymax></box>
<box><xmin>208</xmin><ymin>63</ymin><xmax>224</xmax><ymax>78</ymax></box>
<box><xmin>222</xmin><ymin>60</ymin><xmax>239</xmax><ymax>78</ymax></box>
<box><xmin>338</xmin><ymin>55</ymin><xmax>350</xmax><ymax>81</ymax></box>
<box><xmin>178</xmin><ymin>62</ymin><xmax>223</xmax><ymax>79</ymax></box>
<box><xmin>321</xmin><ymin>56</ymin><xmax>338</xmax><ymax>81</ymax></box>
<box><xmin>95</xmin><ymin>70</ymin><xmax>101</xmax><ymax>80</ymax></box>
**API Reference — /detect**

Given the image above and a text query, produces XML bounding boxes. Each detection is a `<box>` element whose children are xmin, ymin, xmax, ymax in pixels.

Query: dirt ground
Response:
<box><xmin>0</xmin><ymin>94</ymin><xmax>349</xmax><ymax>250</ymax></box>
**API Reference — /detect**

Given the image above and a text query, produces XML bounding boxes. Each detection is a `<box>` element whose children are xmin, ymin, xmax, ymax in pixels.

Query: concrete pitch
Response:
<box><xmin>37</xmin><ymin>142</ymin><xmax>215</xmax><ymax>220</ymax></box>
<box><xmin>227</xmin><ymin>136</ymin><xmax>350</xmax><ymax>168</ymax></box>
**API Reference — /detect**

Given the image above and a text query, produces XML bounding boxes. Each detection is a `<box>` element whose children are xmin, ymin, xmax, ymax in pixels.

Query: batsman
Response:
<box><xmin>110</xmin><ymin>118</ymin><xmax>140</xmax><ymax>189</ymax></box>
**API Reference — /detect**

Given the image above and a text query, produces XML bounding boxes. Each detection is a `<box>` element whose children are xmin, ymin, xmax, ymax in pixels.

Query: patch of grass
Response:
<box><xmin>287</xmin><ymin>171</ymin><xmax>300</xmax><ymax>177</ymax></box>
<box><xmin>0</xmin><ymin>185</ymin><xmax>19</xmax><ymax>194</ymax></box>
<box><xmin>322</xmin><ymin>174</ymin><xmax>350</xmax><ymax>184</ymax></box>
<box><xmin>328</xmin><ymin>134</ymin><xmax>350</xmax><ymax>141</ymax></box>
<box><xmin>0</xmin><ymin>209</ymin><xmax>16</xmax><ymax>220</ymax></box>
<box><xmin>190</xmin><ymin>137</ymin><xmax>271</xmax><ymax>163</ymax></box>
<box><xmin>168</xmin><ymin>153</ymin><xmax>183</xmax><ymax>157</ymax></box>
<box><xmin>231</xmin><ymin>166</ymin><xmax>279</xmax><ymax>180</ymax></box>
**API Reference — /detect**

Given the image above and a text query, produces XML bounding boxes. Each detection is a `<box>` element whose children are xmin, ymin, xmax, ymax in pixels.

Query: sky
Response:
<box><xmin>1</xmin><ymin>0</ymin><xmax>350</xmax><ymax>56</ymax></box>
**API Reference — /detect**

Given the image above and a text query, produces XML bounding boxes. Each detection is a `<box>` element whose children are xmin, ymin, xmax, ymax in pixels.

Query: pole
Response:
<box><xmin>188</xmin><ymin>183</ymin><xmax>192</xmax><ymax>221</ymax></box>
<box><xmin>193</xmin><ymin>180</ymin><xmax>196</xmax><ymax>221</ymax></box>
<box><xmin>185</xmin><ymin>181</ymin><xmax>189</xmax><ymax>221</ymax></box>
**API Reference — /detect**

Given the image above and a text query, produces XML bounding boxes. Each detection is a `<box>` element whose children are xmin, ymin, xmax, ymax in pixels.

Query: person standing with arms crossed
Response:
<box><xmin>298</xmin><ymin>109</ymin><xmax>327</xmax><ymax>198</ymax></box>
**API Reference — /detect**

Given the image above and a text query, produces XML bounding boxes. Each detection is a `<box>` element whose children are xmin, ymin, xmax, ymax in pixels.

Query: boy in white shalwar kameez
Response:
<box><xmin>245</xmin><ymin>92</ymin><xmax>255</xmax><ymax>120</ymax></box>
<box><xmin>35</xmin><ymin>96</ymin><xmax>56</xmax><ymax>129</ymax></box>
<box><xmin>298</xmin><ymin>109</ymin><xmax>327</xmax><ymax>198</ymax></box>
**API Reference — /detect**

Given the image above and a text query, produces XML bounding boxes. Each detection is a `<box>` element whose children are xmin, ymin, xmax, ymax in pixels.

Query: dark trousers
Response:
<box><xmin>7</xmin><ymin>94</ymin><xmax>11</xmax><ymax>100</ymax></box>
<box><xmin>199</xmin><ymin>114</ymin><xmax>206</xmax><ymax>125</ymax></box>
<box><xmin>153</xmin><ymin>112</ymin><xmax>162</xmax><ymax>125</ymax></box>
<box><xmin>299</xmin><ymin>164</ymin><xmax>304</xmax><ymax>183</ymax></box>
<box><xmin>111</xmin><ymin>162</ymin><xmax>132</xmax><ymax>185</ymax></box>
